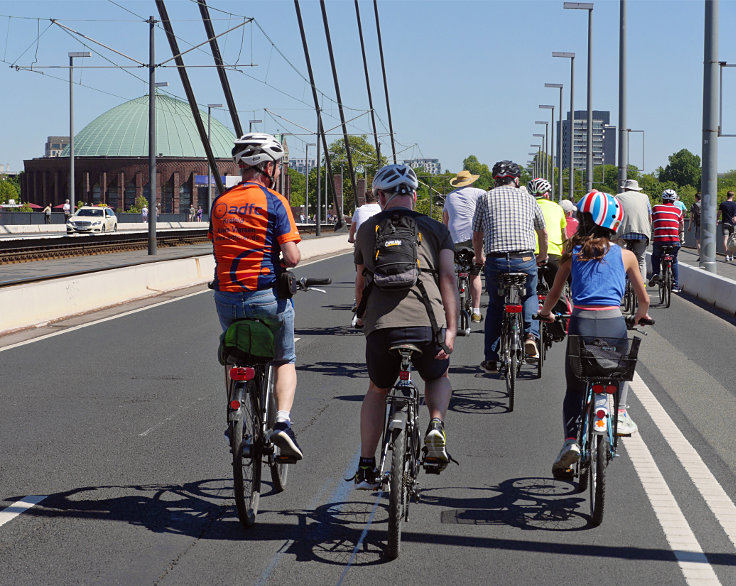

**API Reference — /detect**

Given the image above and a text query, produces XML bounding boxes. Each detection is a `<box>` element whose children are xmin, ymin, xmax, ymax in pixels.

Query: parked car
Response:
<box><xmin>66</xmin><ymin>206</ymin><xmax>118</xmax><ymax>234</ymax></box>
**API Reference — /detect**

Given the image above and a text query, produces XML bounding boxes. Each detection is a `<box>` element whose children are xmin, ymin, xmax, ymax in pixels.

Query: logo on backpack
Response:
<box><xmin>372</xmin><ymin>212</ymin><xmax>421</xmax><ymax>290</ymax></box>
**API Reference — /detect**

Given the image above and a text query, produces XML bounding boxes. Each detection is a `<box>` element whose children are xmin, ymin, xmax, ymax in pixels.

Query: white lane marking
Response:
<box><xmin>630</xmin><ymin>373</ymin><xmax>736</xmax><ymax>550</ymax></box>
<box><xmin>138</xmin><ymin>397</ymin><xmax>207</xmax><ymax>437</ymax></box>
<box><xmin>0</xmin><ymin>496</ymin><xmax>47</xmax><ymax>528</ymax></box>
<box><xmin>0</xmin><ymin>254</ymin><xmax>336</xmax><ymax>352</ymax></box>
<box><xmin>624</xmin><ymin>432</ymin><xmax>720</xmax><ymax>585</ymax></box>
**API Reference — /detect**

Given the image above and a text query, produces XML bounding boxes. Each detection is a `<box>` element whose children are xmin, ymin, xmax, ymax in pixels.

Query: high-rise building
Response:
<box><xmin>557</xmin><ymin>111</ymin><xmax>616</xmax><ymax>171</ymax></box>
<box><xmin>402</xmin><ymin>158</ymin><xmax>442</xmax><ymax>176</ymax></box>
<box><xmin>290</xmin><ymin>157</ymin><xmax>317</xmax><ymax>176</ymax></box>
<box><xmin>45</xmin><ymin>136</ymin><xmax>70</xmax><ymax>158</ymax></box>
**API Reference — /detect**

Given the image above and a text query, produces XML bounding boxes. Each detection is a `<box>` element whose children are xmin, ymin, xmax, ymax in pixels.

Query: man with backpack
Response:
<box><xmin>352</xmin><ymin>164</ymin><xmax>458</xmax><ymax>489</ymax></box>
<box><xmin>688</xmin><ymin>192</ymin><xmax>701</xmax><ymax>260</ymax></box>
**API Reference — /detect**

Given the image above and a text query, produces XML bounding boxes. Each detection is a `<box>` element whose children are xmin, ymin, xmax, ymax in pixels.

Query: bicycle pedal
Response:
<box><xmin>275</xmin><ymin>455</ymin><xmax>299</xmax><ymax>464</ymax></box>
<box><xmin>422</xmin><ymin>458</ymin><xmax>445</xmax><ymax>474</ymax></box>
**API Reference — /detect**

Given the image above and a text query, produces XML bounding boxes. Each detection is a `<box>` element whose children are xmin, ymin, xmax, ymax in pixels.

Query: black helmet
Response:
<box><xmin>492</xmin><ymin>160</ymin><xmax>521</xmax><ymax>179</ymax></box>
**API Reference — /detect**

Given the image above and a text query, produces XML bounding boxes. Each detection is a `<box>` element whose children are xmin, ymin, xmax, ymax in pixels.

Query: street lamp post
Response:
<box><xmin>530</xmin><ymin>145</ymin><xmax>541</xmax><ymax>177</ymax></box>
<box><xmin>207</xmin><ymin>103</ymin><xmax>223</xmax><ymax>215</ymax></box>
<box><xmin>552</xmin><ymin>52</ymin><xmax>575</xmax><ymax>200</ymax></box>
<box><xmin>534</xmin><ymin>126</ymin><xmax>548</xmax><ymax>179</ymax></box>
<box><xmin>545</xmin><ymin>83</ymin><xmax>564</xmax><ymax>201</ymax></box>
<box><xmin>305</xmin><ymin>143</ymin><xmax>316</xmax><ymax>221</ymax></box>
<box><xmin>564</xmin><ymin>2</ymin><xmax>594</xmax><ymax>192</ymax></box>
<box><xmin>68</xmin><ymin>51</ymin><xmax>91</xmax><ymax>214</ymax></box>
<box><xmin>539</xmin><ymin>105</ymin><xmax>555</xmax><ymax>200</ymax></box>
<box><xmin>626</xmin><ymin>129</ymin><xmax>645</xmax><ymax>174</ymax></box>
<box><xmin>528</xmin><ymin>152</ymin><xmax>538</xmax><ymax>176</ymax></box>
<box><xmin>249</xmin><ymin>119</ymin><xmax>262</xmax><ymax>133</ymax></box>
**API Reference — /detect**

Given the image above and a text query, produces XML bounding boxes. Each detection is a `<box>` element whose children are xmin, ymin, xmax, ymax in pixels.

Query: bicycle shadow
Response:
<box><xmin>449</xmin><ymin>387</ymin><xmax>508</xmax><ymax>414</ymax></box>
<box><xmin>294</xmin><ymin>326</ymin><xmax>363</xmax><ymax>337</ymax></box>
<box><xmin>296</xmin><ymin>361</ymin><xmax>368</xmax><ymax>379</ymax></box>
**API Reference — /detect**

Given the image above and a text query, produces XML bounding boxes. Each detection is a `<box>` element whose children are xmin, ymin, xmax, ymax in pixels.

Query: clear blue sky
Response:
<box><xmin>2</xmin><ymin>0</ymin><xmax>736</xmax><ymax>179</ymax></box>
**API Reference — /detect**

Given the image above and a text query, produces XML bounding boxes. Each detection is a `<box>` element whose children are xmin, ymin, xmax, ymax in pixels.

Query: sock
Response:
<box><xmin>359</xmin><ymin>456</ymin><xmax>376</xmax><ymax>469</ymax></box>
<box><xmin>473</xmin><ymin>307</ymin><xmax>480</xmax><ymax>314</ymax></box>
<box><xmin>276</xmin><ymin>410</ymin><xmax>291</xmax><ymax>426</ymax></box>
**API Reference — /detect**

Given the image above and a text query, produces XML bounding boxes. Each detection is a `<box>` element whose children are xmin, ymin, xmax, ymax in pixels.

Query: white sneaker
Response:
<box><xmin>617</xmin><ymin>409</ymin><xmax>639</xmax><ymax>436</ymax></box>
<box><xmin>552</xmin><ymin>439</ymin><xmax>580</xmax><ymax>477</ymax></box>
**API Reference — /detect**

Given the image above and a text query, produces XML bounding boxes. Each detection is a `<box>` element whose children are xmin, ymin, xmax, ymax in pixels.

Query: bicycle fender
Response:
<box><xmin>389</xmin><ymin>411</ymin><xmax>407</xmax><ymax>434</ymax></box>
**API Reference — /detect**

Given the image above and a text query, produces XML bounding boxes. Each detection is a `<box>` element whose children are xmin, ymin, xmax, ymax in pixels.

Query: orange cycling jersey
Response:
<box><xmin>209</xmin><ymin>181</ymin><xmax>301</xmax><ymax>292</ymax></box>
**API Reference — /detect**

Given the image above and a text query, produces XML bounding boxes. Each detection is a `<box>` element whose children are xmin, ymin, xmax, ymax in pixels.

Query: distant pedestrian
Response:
<box><xmin>142</xmin><ymin>206</ymin><xmax>148</xmax><ymax>223</ymax></box>
<box><xmin>348</xmin><ymin>190</ymin><xmax>382</xmax><ymax>244</ymax></box>
<box><xmin>688</xmin><ymin>192</ymin><xmax>702</xmax><ymax>260</ymax></box>
<box><xmin>560</xmin><ymin>199</ymin><xmax>578</xmax><ymax>238</ymax></box>
<box><xmin>156</xmin><ymin>203</ymin><xmax>161</xmax><ymax>219</ymax></box>
<box><xmin>188</xmin><ymin>204</ymin><xmax>195</xmax><ymax>222</ymax></box>
<box><xmin>718</xmin><ymin>190</ymin><xmax>736</xmax><ymax>261</ymax></box>
<box><xmin>63</xmin><ymin>199</ymin><xmax>71</xmax><ymax>221</ymax></box>
<box><xmin>196</xmin><ymin>205</ymin><xmax>203</xmax><ymax>222</ymax></box>
<box><xmin>43</xmin><ymin>203</ymin><xmax>51</xmax><ymax>224</ymax></box>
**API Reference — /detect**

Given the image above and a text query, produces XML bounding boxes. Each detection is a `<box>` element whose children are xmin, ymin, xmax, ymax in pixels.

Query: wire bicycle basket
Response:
<box><xmin>567</xmin><ymin>335</ymin><xmax>641</xmax><ymax>381</ymax></box>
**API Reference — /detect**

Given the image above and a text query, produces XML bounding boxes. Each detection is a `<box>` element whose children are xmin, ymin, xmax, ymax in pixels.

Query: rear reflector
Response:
<box><xmin>505</xmin><ymin>305</ymin><xmax>523</xmax><ymax>313</ymax></box>
<box><xmin>606</xmin><ymin>385</ymin><xmax>618</xmax><ymax>394</ymax></box>
<box><xmin>230</xmin><ymin>367</ymin><xmax>255</xmax><ymax>381</ymax></box>
<box><xmin>596</xmin><ymin>409</ymin><xmax>607</xmax><ymax>419</ymax></box>
<box><xmin>229</xmin><ymin>400</ymin><xmax>241</xmax><ymax>410</ymax></box>
<box><xmin>399</xmin><ymin>371</ymin><xmax>410</xmax><ymax>380</ymax></box>
<box><xmin>592</xmin><ymin>384</ymin><xmax>604</xmax><ymax>394</ymax></box>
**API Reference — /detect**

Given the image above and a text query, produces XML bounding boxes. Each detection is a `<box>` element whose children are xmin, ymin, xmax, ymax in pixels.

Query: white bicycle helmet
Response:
<box><xmin>232</xmin><ymin>133</ymin><xmax>285</xmax><ymax>167</ymax></box>
<box><xmin>528</xmin><ymin>177</ymin><xmax>552</xmax><ymax>197</ymax></box>
<box><xmin>662</xmin><ymin>188</ymin><xmax>677</xmax><ymax>202</ymax></box>
<box><xmin>372</xmin><ymin>164</ymin><xmax>419</xmax><ymax>195</ymax></box>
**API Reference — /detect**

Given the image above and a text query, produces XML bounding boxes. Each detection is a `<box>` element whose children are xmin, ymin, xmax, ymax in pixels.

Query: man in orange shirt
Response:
<box><xmin>209</xmin><ymin>133</ymin><xmax>303</xmax><ymax>458</ymax></box>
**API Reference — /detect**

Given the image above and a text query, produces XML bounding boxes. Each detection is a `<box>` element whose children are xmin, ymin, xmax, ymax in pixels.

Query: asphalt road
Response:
<box><xmin>1</xmin><ymin>252</ymin><xmax>735</xmax><ymax>585</ymax></box>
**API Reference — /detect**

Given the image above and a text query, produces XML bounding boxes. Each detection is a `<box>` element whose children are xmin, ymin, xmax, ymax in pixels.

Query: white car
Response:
<box><xmin>67</xmin><ymin>206</ymin><xmax>118</xmax><ymax>234</ymax></box>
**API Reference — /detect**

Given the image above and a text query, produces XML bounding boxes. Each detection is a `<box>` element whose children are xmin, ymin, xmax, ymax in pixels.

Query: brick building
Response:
<box><xmin>22</xmin><ymin>94</ymin><xmax>241</xmax><ymax>212</ymax></box>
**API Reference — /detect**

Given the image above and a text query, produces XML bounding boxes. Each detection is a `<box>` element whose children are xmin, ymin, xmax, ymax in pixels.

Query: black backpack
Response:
<box><xmin>357</xmin><ymin>211</ymin><xmax>449</xmax><ymax>353</ymax></box>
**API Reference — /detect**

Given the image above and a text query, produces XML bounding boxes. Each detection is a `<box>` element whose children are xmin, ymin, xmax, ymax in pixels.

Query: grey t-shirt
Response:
<box><xmin>355</xmin><ymin>208</ymin><xmax>453</xmax><ymax>336</ymax></box>
<box><xmin>443</xmin><ymin>186</ymin><xmax>485</xmax><ymax>243</ymax></box>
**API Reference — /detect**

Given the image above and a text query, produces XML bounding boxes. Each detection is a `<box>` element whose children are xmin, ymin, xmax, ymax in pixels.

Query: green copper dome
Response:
<box><xmin>61</xmin><ymin>94</ymin><xmax>235</xmax><ymax>158</ymax></box>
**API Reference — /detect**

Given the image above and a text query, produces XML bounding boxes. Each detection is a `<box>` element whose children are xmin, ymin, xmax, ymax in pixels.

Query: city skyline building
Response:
<box><xmin>558</xmin><ymin>110</ymin><xmax>616</xmax><ymax>173</ymax></box>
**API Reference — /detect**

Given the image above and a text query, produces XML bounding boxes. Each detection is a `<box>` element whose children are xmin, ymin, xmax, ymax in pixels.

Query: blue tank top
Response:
<box><xmin>571</xmin><ymin>243</ymin><xmax>625</xmax><ymax>306</ymax></box>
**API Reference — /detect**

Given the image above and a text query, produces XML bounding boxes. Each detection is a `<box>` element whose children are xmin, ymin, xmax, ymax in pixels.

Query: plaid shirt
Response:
<box><xmin>472</xmin><ymin>185</ymin><xmax>546</xmax><ymax>254</ymax></box>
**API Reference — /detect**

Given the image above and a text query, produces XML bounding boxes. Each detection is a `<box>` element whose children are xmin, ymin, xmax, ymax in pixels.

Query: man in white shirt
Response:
<box><xmin>348</xmin><ymin>190</ymin><xmax>382</xmax><ymax>243</ymax></box>
<box><xmin>443</xmin><ymin>170</ymin><xmax>485</xmax><ymax>322</ymax></box>
<box><xmin>62</xmin><ymin>199</ymin><xmax>71</xmax><ymax>221</ymax></box>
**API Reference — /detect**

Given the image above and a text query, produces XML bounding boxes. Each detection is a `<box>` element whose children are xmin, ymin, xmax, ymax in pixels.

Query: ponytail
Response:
<box><xmin>561</xmin><ymin>211</ymin><xmax>616</xmax><ymax>263</ymax></box>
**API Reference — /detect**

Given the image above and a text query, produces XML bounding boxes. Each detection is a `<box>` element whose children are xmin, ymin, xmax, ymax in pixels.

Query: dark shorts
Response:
<box><xmin>722</xmin><ymin>223</ymin><xmax>734</xmax><ymax>236</ymax></box>
<box><xmin>366</xmin><ymin>326</ymin><xmax>449</xmax><ymax>388</ymax></box>
<box><xmin>454</xmin><ymin>240</ymin><xmax>482</xmax><ymax>276</ymax></box>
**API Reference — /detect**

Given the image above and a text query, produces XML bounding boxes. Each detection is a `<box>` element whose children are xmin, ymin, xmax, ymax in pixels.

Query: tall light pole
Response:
<box><xmin>539</xmin><ymin>105</ymin><xmax>555</xmax><ymax>199</ymax></box>
<box><xmin>626</xmin><ymin>129</ymin><xmax>645</xmax><ymax>174</ymax></box>
<box><xmin>531</xmin><ymin>145</ymin><xmax>541</xmax><ymax>177</ymax></box>
<box><xmin>545</xmin><ymin>83</ymin><xmax>564</xmax><ymax>201</ymax></box>
<box><xmin>68</xmin><ymin>51</ymin><xmax>91</xmax><ymax>214</ymax></box>
<box><xmin>249</xmin><ymin>119</ymin><xmax>262</xmax><ymax>133</ymax></box>
<box><xmin>552</xmin><ymin>53</ymin><xmax>575</xmax><ymax>200</ymax></box>
<box><xmin>534</xmin><ymin>126</ymin><xmax>548</xmax><ymax>178</ymax></box>
<box><xmin>701</xmin><ymin>0</ymin><xmax>719</xmax><ymax>273</ymax></box>
<box><xmin>564</xmin><ymin>3</ymin><xmax>594</xmax><ymax>192</ymax></box>
<box><xmin>528</xmin><ymin>153</ymin><xmax>538</xmax><ymax>177</ymax></box>
<box><xmin>305</xmin><ymin>143</ymin><xmax>316</xmax><ymax>221</ymax></box>
<box><xmin>618</xmin><ymin>0</ymin><xmax>628</xmax><ymax>191</ymax></box>
<box><xmin>207</xmin><ymin>104</ymin><xmax>223</xmax><ymax>215</ymax></box>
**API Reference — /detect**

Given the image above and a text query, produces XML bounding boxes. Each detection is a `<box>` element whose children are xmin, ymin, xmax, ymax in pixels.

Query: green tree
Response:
<box><xmin>0</xmin><ymin>177</ymin><xmax>19</xmax><ymax>203</ymax></box>
<box><xmin>287</xmin><ymin>168</ymin><xmax>305</xmax><ymax>206</ymax></box>
<box><xmin>461</xmin><ymin>155</ymin><xmax>493</xmax><ymax>190</ymax></box>
<box><xmin>128</xmin><ymin>194</ymin><xmax>148</xmax><ymax>214</ymax></box>
<box><xmin>658</xmin><ymin>148</ymin><xmax>701</xmax><ymax>188</ymax></box>
<box><xmin>328</xmin><ymin>135</ymin><xmax>387</xmax><ymax>211</ymax></box>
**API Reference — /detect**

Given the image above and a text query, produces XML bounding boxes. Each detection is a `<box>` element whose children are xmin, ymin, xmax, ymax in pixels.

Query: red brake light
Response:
<box><xmin>606</xmin><ymin>385</ymin><xmax>618</xmax><ymax>394</ymax></box>
<box><xmin>592</xmin><ymin>384</ymin><xmax>604</xmax><ymax>394</ymax></box>
<box><xmin>229</xmin><ymin>400</ymin><xmax>241</xmax><ymax>410</ymax></box>
<box><xmin>399</xmin><ymin>371</ymin><xmax>410</xmax><ymax>381</ymax></box>
<box><xmin>230</xmin><ymin>367</ymin><xmax>255</xmax><ymax>381</ymax></box>
<box><xmin>596</xmin><ymin>408</ymin><xmax>607</xmax><ymax>419</ymax></box>
<box><xmin>505</xmin><ymin>305</ymin><xmax>523</xmax><ymax>313</ymax></box>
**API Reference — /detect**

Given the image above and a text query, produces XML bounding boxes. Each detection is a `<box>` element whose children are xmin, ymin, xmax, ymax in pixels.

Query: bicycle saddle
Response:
<box><xmin>454</xmin><ymin>247</ymin><xmax>475</xmax><ymax>265</ymax></box>
<box><xmin>499</xmin><ymin>272</ymin><xmax>528</xmax><ymax>286</ymax></box>
<box><xmin>389</xmin><ymin>343</ymin><xmax>423</xmax><ymax>357</ymax></box>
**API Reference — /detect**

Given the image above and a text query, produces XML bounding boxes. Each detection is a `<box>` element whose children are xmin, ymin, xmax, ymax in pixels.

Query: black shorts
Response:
<box><xmin>366</xmin><ymin>326</ymin><xmax>449</xmax><ymax>388</ymax></box>
<box><xmin>722</xmin><ymin>223</ymin><xmax>734</xmax><ymax>236</ymax></box>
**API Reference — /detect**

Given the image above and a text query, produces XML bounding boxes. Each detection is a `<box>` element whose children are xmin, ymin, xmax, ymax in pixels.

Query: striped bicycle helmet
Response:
<box><xmin>528</xmin><ymin>177</ymin><xmax>552</xmax><ymax>196</ymax></box>
<box><xmin>577</xmin><ymin>190</ymin><xmax>624</xmax><ymax>232</ymax></box>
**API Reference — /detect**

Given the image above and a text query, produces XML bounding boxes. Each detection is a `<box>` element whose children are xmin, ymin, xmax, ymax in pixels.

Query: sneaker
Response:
<box><xmin>552</xmin><ymin>439</ymin><xmax>580</xmax><ymax>477</ymax></box>
<box><xmin>524</xmin><ymin>335</ymin><xmax>539</xmax><ymax>359</ymax></box>
<box><xmin>616</xmin><ymin>409</ymin><xmax>639</xmax><ymax>436</ymax></box>
<box><xmin>648</xmin><ymin>274</ymin><xmax>659</xmax><ymax>287</ymax></box>
<box><xmin>270</xmin><ymin>422</ymin><xmax>303</xmax><ymax>460</ymax></box>
<box><xmin>471</xmin><ymin>312</ymin><xmax>483</xmax><ymax>323</ymax></box>
<box><xmin>353</xmin><ymin>465</ymin><xmax>380</xmax><ymax>490</ymax></box>
<box><xmin>424</xmin><ymin>418</ymin><xmax>449</xmax><ymax>464</ymax></box>
<box><xmin>480</xmin><ymin>360</ymin><xmax>498</xmax><ymax>373</ymax></box>
<box><xmin>672</xmin><ymin>286</ymin><xmax>682</xmax><ymax>293</ymax></box>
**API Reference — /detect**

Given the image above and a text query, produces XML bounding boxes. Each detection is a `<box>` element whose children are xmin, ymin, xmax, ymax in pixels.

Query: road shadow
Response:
<box><xmin>296</xmin><ymin>361</ymin><xmax>368</xmax><ymax>379</ymax></box>
<box><xmin>450</xmin><ymin>387</ymin><xmax>508</xmax><ymax>414</ymax></box>
<box><xmin>295</xmin><ymin>326</ymin><xmax>363</xmax><ymax>338</ymax></box>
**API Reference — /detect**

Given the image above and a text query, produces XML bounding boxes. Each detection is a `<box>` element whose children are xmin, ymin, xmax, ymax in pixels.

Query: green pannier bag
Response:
<box><xmin>218</xmin><ymin>319</ymin><xmax>276</xmax><ymax>365</ymax></box>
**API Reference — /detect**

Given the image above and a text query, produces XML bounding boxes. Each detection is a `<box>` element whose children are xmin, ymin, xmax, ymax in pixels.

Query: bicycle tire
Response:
<box><xmin>658</xmin><ymin>275</ymin><xmax>666</xmax><ymax>306</ymax></box>
<box><xmin>459</xmin><ymin>309</ymin><xmax>470</xmax><ymax>336</ymax></box>
<box><xmin>267</xmin><ymin>375</ymin><xmax>289</xmax><ymax>492</ymax></box>
<box><xmin>536</xmin><ymin>321</ymin><xmax>544</xmax><ymax>379</ymax></box>
<box><xmin>577</xmin><ymin>395</ymin><xmax>591</xmax><ymax>493</ymax></box>
<box><xmin>506</xmin><ymin>317</ymin><xmax>518</xmax><ymax>412</ymax></box>
<box><xmin>232</xmin><ymin>383</ymin><xmax>262</xmax><ymax>528</ymax></box>
<box><xmin>664</xmin><ymin>265</ymin><xmax>672</xmax><ymax>308</ymax></box>
<box><xmin>590</xmin><ymin>434</ymin><xmax>608</xmax><ymax>526</ymax></box>
<box><xmin>387</xmin><ymin>423</ymin><xmax>407</xmax><ymax>560</ymax></box>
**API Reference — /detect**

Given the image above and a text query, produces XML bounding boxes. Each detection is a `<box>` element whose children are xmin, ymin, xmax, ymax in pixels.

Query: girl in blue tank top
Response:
<box><xmin>538</xmin><ymin>191</ymin><xmax>651</xmax><ymax>479</ymax></box>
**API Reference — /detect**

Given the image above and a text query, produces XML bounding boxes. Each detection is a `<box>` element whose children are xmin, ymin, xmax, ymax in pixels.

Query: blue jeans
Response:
<box><xmin>214</xmin><ymin>289</ymin><xmax>296</xmax><ymax>364</ymax></box>
<box><xmin>483</xmin><ymin>255</ymin><xmax>539</xmax><ymax>362</ymax></box>
<box><xmin>651</xmin><ymin>242</ymin><xmax>680</xmax><ymax>287</ymax></box>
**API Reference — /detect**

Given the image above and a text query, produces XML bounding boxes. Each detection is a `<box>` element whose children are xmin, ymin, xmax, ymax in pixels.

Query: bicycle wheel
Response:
<box><xmin>577</xmin><ymin>396</ymin><xmax>591</xmax><ymax>493</ymax></box>
<box><xmin>536</xmin><ymin>321</ymin><xmax>545</xmax><ymax>379</ymax></box>
<box><xmin>459</xmin><ymin>309</ymin><xmax>470</xmax><ymax>336</ymax></box>
<box><xmin>506</xmin><ymin>318</ymin><xmax>518</xmax><ymax>412</ymax></box>
<box><xmin>232</xmin><ymin>383</ymin><xmax>262</xmax><ymax>528</ymax></box>
<box><xmin>664</xmin><ymin>265</ymin><xmax>672</xmax><ymax>308</ymax></box>
<box><xmin>658</xmin><ymin>274</ymin><xmax>667</xmax><ymax>306</ymax></box>
<box><xmin>589</xmin><ymin>434</ymin><xmax>608</xmax><ymax>526</ymax></box>
<box><xmin>267</xmin><ymin>373</ymin><xmax>289</xmax><ymax>492</ymax></box>
<box><xmin>387</xmin><ymin>421</ymin><xmax>408</xmax><ymax>560</ymax></box>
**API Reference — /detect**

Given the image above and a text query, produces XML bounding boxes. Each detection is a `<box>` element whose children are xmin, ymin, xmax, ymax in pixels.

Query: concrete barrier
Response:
<box><xmin>0</xmin><ymin>234</ymin><xmax>352</xmax><ymax>334</ymax></box>
<box><xmin>0</xmin><ymin>222</ymin><xmax>204</xmax><ymax>235</ymax></box>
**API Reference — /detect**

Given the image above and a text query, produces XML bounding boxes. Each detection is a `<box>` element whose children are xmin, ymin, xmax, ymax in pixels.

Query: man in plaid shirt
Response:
<box><xmin>472</xmin><ymin>160</ymin><xmax>548</xmax><ymax>372</ymax></box>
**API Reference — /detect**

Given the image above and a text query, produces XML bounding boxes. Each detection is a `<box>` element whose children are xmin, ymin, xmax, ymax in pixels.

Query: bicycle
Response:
<box><xmin>658</xmin><ymin>246</ymin><xmax>675</xmax><ymax>308</ymax></box>
<box><xmin>620</xmin><ymin>240</ymin><xmax>641</xmax><ymax>314</ymax></box>
<box><xmin>565</xmin><ymin>315</ymin><xmax>653</xmax><ymax>526</ymax></box>
<box><xmin>497</xmin><ymin>272</ymin><xmax>528</xmax><ymax>411</ymax></box>
<box><xmin>376</xmin><ymin>343</ymin><xmax>444</xmax><ymax>559</ymax></box>
<box><xmin>454</xmin><ymin>247</ymin><xmax>476</xmax><ymax>337</ymax></box>
<box><xmin>220</xmin><ymin>276</ymin><xmax>331</xmax><ymax>528</ymax></box>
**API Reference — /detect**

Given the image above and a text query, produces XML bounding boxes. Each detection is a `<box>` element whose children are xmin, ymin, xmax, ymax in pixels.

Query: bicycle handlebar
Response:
<box><xmin>625</xmin><ymin>315</ymin><xmax>654</xmax><ymax>329</ymax></box>
<box><xmin>297</xmin><ymin>276</ymin><xmax>332</xmax><ymax>290</ymax></box>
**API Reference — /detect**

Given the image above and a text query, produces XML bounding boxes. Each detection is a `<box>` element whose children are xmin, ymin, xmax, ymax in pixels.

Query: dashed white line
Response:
<box><xmin>0</xmin><ymin>496</ymin><xmax>47</xmax><ymax>528</ymax></box>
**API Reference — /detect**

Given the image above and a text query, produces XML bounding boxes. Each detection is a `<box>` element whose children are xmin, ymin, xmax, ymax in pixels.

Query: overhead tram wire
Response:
<box><xmin>293</xmin><ymin>0</ymin><xmax>341</xmax><ymax>231</ymax></box>
<box><xmin>197</xmin><ymin>0</ymin><xmax>243</xmax><ymax>137</ymax></box>
<box><xmin>373</xmin><ymin>0</ymin><xmax>396</xmax><ymax>164</ymax></box>
<box><xmin>354</xmin><ymin>0</ymin><xmax>381</xmax><ymax>171</ymax></box>
<box><xmin>319</xmin><ymin>0</ymin><xmax>356</xmax><ymax>215</ymax></box>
